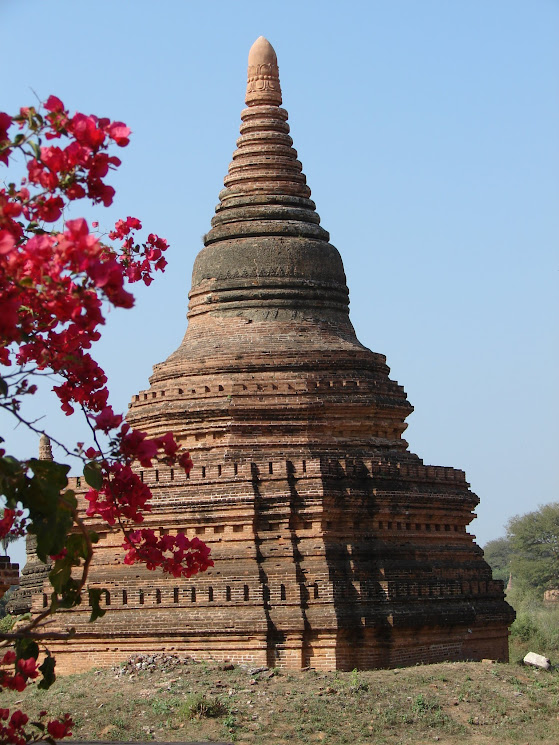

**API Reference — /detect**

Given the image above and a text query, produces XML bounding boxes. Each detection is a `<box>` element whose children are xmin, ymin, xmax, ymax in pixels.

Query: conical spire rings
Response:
<box><xmin>191</xmin><ymin>38</ymin><xmax>349</xmax><ymax>324</ymax></box>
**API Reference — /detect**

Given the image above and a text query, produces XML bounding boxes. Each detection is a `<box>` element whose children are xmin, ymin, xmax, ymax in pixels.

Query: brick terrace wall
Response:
<box><xmin>46</xmin><ymin>448</ymin><xmax>513</xmax><ymax>674</ymax></box>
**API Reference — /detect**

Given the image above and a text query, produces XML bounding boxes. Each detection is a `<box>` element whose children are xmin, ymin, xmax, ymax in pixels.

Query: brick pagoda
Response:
<box><xmin>25</xmin><ymin>37</ymin><xmax>514</xmax><ymax>672</ymax></box>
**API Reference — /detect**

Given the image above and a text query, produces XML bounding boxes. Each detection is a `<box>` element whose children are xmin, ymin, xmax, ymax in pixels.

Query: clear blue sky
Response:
<box><xmin>2</xmin><ymin>0</ymin><xmax>558</xmax><ymax>566</ymax></box>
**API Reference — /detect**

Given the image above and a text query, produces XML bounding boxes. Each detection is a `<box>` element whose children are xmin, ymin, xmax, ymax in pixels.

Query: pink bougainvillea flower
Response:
<box><xmin>70</xmin><ymin>113</ymin><xmax>105</xmax><ymax>149</ymax></box>
<box><xmin>0</xmin><ymin>229</ymin><xmax>15</xmax><ymax>255</ymax></box>
<box><xmin>44</xmin><ymin>95</ymin><xmax>65</xmax><ymax>113</ymax></box>
<box><xmin>107</xmin><ymin>121</ymin><xmax>131</xmax><ymax>147</ymax></box>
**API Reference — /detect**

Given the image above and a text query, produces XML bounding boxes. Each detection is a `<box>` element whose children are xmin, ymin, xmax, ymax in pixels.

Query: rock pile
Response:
<box><xmin>114</xmin><ymin>653</ymin><xmax>194</xmax><ymax>676</ymax></box>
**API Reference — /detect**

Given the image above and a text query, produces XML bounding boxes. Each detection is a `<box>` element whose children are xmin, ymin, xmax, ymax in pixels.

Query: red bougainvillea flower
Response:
<box><xmin>36</xmin><ymin>195</ymin><xmax>64</xmax><ymax>222</ymax></box>
<box><xmin>0</xmin><ymin>112</ymin><xmax>12</xmax><ymax>165</ymax></box>
<box><xmin>9</xmin><ymin>711</ymin><xmax>28</xmax><ymax>729</ymax></box>
<box><xmin>40</xmin><ymin>145</ymin><xmax>65</xmax><ymax>174</ymax></box>
<box><xmin>1</xmin><ymin>651</ymin><xmax>16</xmax><ymax>666</ymax></box>
<box><xmin>44</xmin><ymin>95</ymin><xmax>65</xmax><ymax>113</ymax></box>
<box><xmin>17</xmin><ymin>658</ymin><xmax>38</xmax><ymax>680</ymax></box>
<box><xmin>94</xmin><ymin>405</ymin><xmax>123</xmax><ymax>433</ymax></box>
<box><xmin>107</xmin><ymin>122</ymin><xmax>131</xmax><ymax>146</ymax></box>
<box><xmin>178</xmin><ymin>451</ymin><xmax>194</xmax><ymax>474</ymax></box>
<box><xmin>0</xmin><ymin>230</ymin><xmax>15</xmax><ymax>255</ymax></box>
<box><xmin>123</xmin><ymin>529</ymin><xmax>214</xmax><ymax>578</ymax></box>
<box><xmin>47</xmin><ymin>715</ymin><xmax>73</xmax><ymax>739</ymax></box>
<box><xmin>70</xmin><ymin>113</ymin><xmax>105</xmax><ymax>149</ymax></box>
<box><xmin>0</xmin><ymin>509</ymin><xmax>26</xmax><ymax>542</ymax></box>
<box><xmin>118</xmin><ymin>425</ymin><xmax>159</xmax><ymax>467</ymax></box>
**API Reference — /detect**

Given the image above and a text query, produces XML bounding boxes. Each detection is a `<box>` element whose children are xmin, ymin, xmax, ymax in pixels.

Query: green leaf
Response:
<box><xmin>88</xmin><ymin>588</ymin><xmax>107</xmax><ymax>622</ymax></box>
<box><xmin>48</xmin><ymin>558</ymin><xmax>73</xmax><ymax>594</ymax></box>
<box><xmin>0</xmin><ymin>377</ymin><xmax>7</xmax><ymax>397</ymax></box>
<box><xmin>66</xmin><ymin>532</ymin><xmax>90</xmax><ymax>561</ymax></box>
<box><xmin>83</xmin><ymin>461</ymin><xmax>103</xmax><ymax>490</ymax></box>
<box><xmin>57</xmin><ymin>585</ymin><xmax>82</xmax><ymax>609</ymax></box>
<box><xmin>24</xmin><ymin>459</ymin><xmax>73</xmax><ymax>561</ymax></box>
<box><xmin>29</xmin><ymin>140</ymin><xmax>40</xmax><ymax>159</ymax></box>
<box><xmin>38</xmin><ymin>654</ymin><xmax>56</xmax><ymax>690</ymax></box>
<box><xmin>61</xmin><ymin>489</ymin><xmax>78</xmax><ymax>510</ymax></box>
<box><xmin>15</xmin><ymin>637</ymin><xmax>39</xmax><ymax>661</ymax></box>
<box><xmin>29</xmin><ymin>458</ymin><xmax>70</xmax><ymax>490</ymax></box>
<box><xmin>0</xmin><ymin>455</ymin><xmax>26</xmax><ymax>503</ymax></box>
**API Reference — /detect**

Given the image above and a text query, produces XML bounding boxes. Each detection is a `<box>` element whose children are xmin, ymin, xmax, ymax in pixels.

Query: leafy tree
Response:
<box><xmin>507</xmin><ymin>502</ymin><xmax>559</xmax><ymax>594</ymax></box>
<box><xmin>483</xmin><ymin>503</ymin><xmax>559</xmax><ymax>601</ymax></box>
<box><xmin>483</xmin><ymin>536</ymin><xmax>512</xmax><ymax>584</ymax></box>
<box><xmin>507</xmin><ymin>503</ymin><xmax>559</xmax><ymax>597</ymax></box>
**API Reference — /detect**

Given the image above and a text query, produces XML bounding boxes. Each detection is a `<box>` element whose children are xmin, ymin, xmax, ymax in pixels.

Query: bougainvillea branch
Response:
<box><xmin>0</xmin><ymin>96</ymin><xmax>212</xmax><ymax>744</ymax></box>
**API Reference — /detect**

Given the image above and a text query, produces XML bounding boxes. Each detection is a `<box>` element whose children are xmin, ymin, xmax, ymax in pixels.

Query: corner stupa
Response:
<box><xmin>28</xmin><ymin>37</ymin><xmax>514</xmax><ymax>672</ymax></box>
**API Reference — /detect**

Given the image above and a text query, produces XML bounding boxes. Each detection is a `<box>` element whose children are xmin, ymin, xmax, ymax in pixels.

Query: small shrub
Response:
<box><xmin>223</xmin><ymin>712</ymin><xmax>236</xmax><ymax>729</ymax></box>
<box><xmin>152</xmin><ymin>698</ymin><xmax>174</xmax><ymax>715</ymax></box>
<box><xmin>511</xmin><ymin>612</ymin><xmax>538</xmax><ymax>643</ymax></box>
<box><xmin>0</xmin><ymin>615</ymin><xmax>15</xmax><ymax>633</ymax></box>
<box><xmin>111</xmin><ymin>716</ymin><xmax>128</xmax><ymax>730</ymax></box>
<box><xmin>509</xmin><ymin>601</ymin><xmax>559</xmax><ymax>657</ymax></box>
<box><xmin>348</xmin><ymin>668</ymin><xmax>369</xmax><ymax>692</ymax></box>
<box><xmin>179</xmin><ymin>694</ymin><xmax>227</xmax><ymax>720</ymax></box>
<box><xmin>412</xmin><ymin>694</ymin><xmax>439</xmax><ymax>714</ymax></box>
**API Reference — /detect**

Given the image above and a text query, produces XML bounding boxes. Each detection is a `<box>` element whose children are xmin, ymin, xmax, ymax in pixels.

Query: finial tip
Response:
<box><xmin>246</xmin><ymin>36</ymin><xmax>282</xmax><ymax>107</ymax></box>
<box><xmin>248</xmin><ymin>36</ymin><xmax>277</xmax><ymax>67</ymax></box>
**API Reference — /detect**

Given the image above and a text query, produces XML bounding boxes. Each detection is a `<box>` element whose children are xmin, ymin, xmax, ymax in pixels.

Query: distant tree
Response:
<box><xmin>507</xmin><ymin>503</ymin><xmax>559</xmax><ymax>596</ymax></box>
<box><xmin>483</xmin><ymin>536</ymin><xmax>512</xmax><ymax>584</ymax></box>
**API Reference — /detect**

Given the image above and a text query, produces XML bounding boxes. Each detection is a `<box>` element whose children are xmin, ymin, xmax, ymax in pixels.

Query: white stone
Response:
<box><xmin>523</xmin><ymin>651</ymin><xmax>551</xmax><ymax>670</ymax></box>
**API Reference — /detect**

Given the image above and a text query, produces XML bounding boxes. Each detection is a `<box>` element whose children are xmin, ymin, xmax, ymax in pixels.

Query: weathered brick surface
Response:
<box><xmin>23</xmin><ymin>37</ymin><xmax>514</xmax><ymax>672</ymax></box>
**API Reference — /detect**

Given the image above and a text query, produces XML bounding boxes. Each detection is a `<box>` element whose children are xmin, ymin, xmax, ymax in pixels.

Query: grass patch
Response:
<box><xmin>1</xmin><ymin>656</ymin><xmax>559</xmax><ymax>744</ymax></box>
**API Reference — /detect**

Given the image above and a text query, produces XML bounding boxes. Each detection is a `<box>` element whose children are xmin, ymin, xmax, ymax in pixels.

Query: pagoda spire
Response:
<box><xmin>189</xmin><ymin>37</ymin><xmax>350</xmax><ymax>326</ymax></box>
<box><xmin>210</xmin><ymin>35</ymin><xmax>314</xmax><ymax>216</ymax></box>
<box><xmin>38</xmin><ymin>434</ymin><xmax>53</xmax><ymax>461</ymax></box>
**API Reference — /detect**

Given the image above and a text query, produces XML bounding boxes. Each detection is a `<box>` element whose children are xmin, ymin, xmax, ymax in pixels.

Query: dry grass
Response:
<box><xmin>3</xmin><ymin>655</ymin><xmax>559</xmax><ymax>745</ymax></box>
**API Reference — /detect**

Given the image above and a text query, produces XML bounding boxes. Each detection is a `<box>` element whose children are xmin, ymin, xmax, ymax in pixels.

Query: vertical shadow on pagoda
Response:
<box><xmin>285</xmin><ymin>460</ymin><xmax>313</xmax><ymax>668</ymax></box>
<box><xmin>249</xmin><ymin>462</ymin><xmax>277</xmax><ymax>667</ymax></box>
<box><xmin>250</xmin><ymin>460</ymin><xmax>315</xmax><ymax>668</ymax></box>
<box><xmin>320</xmin><ymin>456</ymin><xmax>395</xmax><ymax>670</ymax></box>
